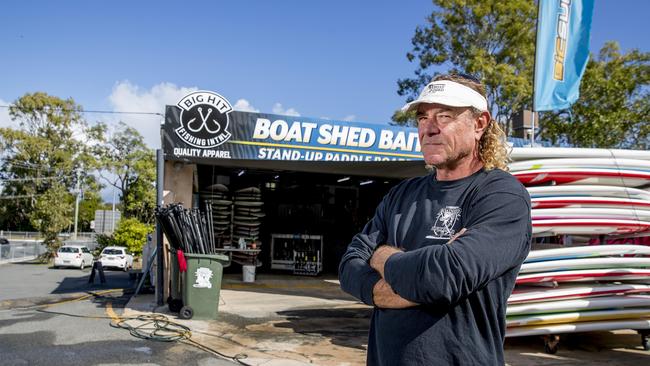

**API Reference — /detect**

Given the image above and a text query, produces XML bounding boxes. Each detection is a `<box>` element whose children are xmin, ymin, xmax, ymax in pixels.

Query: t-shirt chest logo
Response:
<box><xmin>426</xmin><ymin>206</ymin><xmax>462</xmax><ymax>239</ymax></box>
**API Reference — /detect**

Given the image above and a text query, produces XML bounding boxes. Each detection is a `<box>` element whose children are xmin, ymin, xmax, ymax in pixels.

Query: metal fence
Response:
<box><xmin>0</xmin><ymin>242</ymin><xmax>48</xmax><ymax>264</ymax></box>
<box><xmin>0</xmin><ymin>231</ymin><xmax>96</xmax><ymax>241</ymax></box>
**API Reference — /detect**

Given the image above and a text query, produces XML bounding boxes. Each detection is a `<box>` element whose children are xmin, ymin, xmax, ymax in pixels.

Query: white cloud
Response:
<box><xmin>0</xmin><ymin>99</ymin><xmax>16</xmax><ymax>128</ymax></box>
<box><xmin>272</xmin><ymin>103</ymin><xmax>300</xmax><ymax>117</ymax></box>
<box><xmin>233</xmin><ymin>98</ymin><xmax>259</xmax><ymax>112</ymax></box>
<box><xmin>342</xmin><ymin>115</ymin><xmax>356</xmax><ymax>122</ymax></box>
<box><xmin>108</xmin><ymin>81</ymin><xmax>198</xmax><ymax>148</ymax></box>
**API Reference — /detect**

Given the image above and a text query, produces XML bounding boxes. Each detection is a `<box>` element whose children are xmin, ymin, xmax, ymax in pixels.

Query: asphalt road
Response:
<box><xmin>0</xmin><ymin>262</ymin><xmax>238</xmax><ymax>365</ymax></box>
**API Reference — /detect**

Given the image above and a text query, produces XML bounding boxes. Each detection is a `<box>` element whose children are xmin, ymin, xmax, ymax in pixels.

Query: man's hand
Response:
<box><xmin>370</xmin><ymin>245</ymin><xmax>402</xmax><ymax>278</ymax></box>
<box><xmin>373</xmin><ymin>279</ymin><xmax>419</xmax><ymax>309</ymax></box>
<box><xmin>446</xmin><ymin>228</ymin><xmax>467</xmax><ymax>244</ymax></box>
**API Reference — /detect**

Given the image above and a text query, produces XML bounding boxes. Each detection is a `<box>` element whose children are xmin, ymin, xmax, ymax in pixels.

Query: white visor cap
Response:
<box><xmin>401</xmin><ymin>80</ymin><xmax>488</xmax><ymax>112</ymax></box>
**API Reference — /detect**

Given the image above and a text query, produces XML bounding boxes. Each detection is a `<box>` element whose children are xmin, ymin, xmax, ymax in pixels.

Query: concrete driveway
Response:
<box><xmin>0</xmin><ymin>261</ymin><xmax>132</xmax><ymax>305</ymax></box>
<box><xmin>0</xmin><ymin>261</ymin><xmax>238</xmax><ymax>365</ymax></box>
<box><xmin>124</xmin><ymin>273</ymin><xmax>650</xmax><ymax>366</ymax></box>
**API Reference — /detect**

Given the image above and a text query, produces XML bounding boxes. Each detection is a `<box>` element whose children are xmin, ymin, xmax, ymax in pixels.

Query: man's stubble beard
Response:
<box><xmin>424</xmin><ymin>147</ymin><xmax>472</xmax><ymax>172</ymax></box>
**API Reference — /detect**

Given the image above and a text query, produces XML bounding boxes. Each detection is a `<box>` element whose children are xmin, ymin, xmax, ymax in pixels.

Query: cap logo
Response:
<box><xmin>428</xmin><ymin>84</ymin><xmax>445</xmax><ymax>93</ymax></box>
<box><xmin>401</xmin><ymin>80</ymin><xmax>488</xmax><ymax>112</ymax></box>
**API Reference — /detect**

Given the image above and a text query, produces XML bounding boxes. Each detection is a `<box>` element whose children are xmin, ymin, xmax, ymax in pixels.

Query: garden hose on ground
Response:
<box><xmin>109</xmin><ymin>314</ymin><xmax>252</xmax><ymax>365</ymax></box>
<box><xmin>12</xmin><ymin>290</ymin><xmax>253</xmax><ymax>366</ymax></box>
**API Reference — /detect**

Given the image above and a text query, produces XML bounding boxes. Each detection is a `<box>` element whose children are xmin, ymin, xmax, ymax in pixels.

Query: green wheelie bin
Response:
<box><xmin>179</xmin><ymin>253</ymin><xmax>230</xmax><ymax>320</ymax></box>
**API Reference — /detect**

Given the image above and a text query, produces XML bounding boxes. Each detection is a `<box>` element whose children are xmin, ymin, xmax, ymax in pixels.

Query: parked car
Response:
<box><xmin>99</xmin><ymin>246</ymin><xmax>133</xmax><ymax>271</ymax></box>
<box><xmin>0</xmin><ymin>237</ymin><xmax>9</xmax><ymax>244</ymax></box>
<box><xmin>53</xmin><ymin>245</ymin><xmax>94</xmax><ymax>270</ymax></box>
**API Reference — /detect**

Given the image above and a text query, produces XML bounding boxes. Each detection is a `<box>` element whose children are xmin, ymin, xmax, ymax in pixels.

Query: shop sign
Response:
<box><xmin>174</xmin><ymin>91</ymin><xmax>232</xmax><ymax>148</ymax></box>
<box><xmin>163</xmin><ymin>91</ymin><xmax>422</xmax><ymax>162</ymax></box>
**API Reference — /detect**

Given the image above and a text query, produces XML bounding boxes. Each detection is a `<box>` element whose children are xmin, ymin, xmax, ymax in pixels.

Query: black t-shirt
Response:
<box><xmin>339</xmin><ymin>168</ymin><xmax>531</xmax><ymax>365</ymax></box>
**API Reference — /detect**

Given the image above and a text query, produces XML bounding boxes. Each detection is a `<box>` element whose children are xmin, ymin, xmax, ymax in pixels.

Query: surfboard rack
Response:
<box><xmin>638</xmin><ymin>329</ymin><xmax>650</xmax><ymax>351</ymax></box>
<box><xmin>539</xmin><ymin>330</ymin><xmax>650</xmax><ymax>354</ymax></box>
<box><xmin>542</xmin><ymin>334</ymin><xmax>560</xmax><ymax>354</ymax></box>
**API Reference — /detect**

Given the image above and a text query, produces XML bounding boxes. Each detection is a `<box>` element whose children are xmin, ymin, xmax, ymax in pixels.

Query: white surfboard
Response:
<box><xmin>520</xmin><ymin>257</ymin><xmax>650</xmax><ymax>274</ymax></box>
<box><xmin>510</xmin><ymin>147</ymin><xmax>650</xmax><ymax>162</ymax></box>
<box><xmin>508</xmin><ymin>284</ymin><xmax>650</xmax><ymax>305</ymax></box>
<box><xmin>525</xmin><ymin>245</ymin><xmax>650</xmax><ymax>263</ymax></box>
<box><xmin>532</xmin><ymin>208</ymin><xmax>650</xmax><ymax>221</ymax></box>
<box><xmin>506</xmin><ymin>308</ymin><xmax>650</xmax><ymax>327</ymax></box>
<box><xmin>506</xmin><ymin>295</ymin><xmax>650</xmax><ymax>316</ymax></box>
<box><xmin>532</xmin><ymin>218</ymin><xmax>650</xmax><ymax>236</ymax></box>
<box><xmin>505</xmin><ymin>319</ymin><xmax>650</xmax><ymax>337</ymax></box>
<box><xmin>513</xmin><ymin>168</ymin><xmax>650</xmax><ymax>187</ymax></box>
<box><xmin>527</xmin><ymin>185</ymin><xmax>650</xmax><ymax>201</ymax></box>
<box><xmin>510</xmin><ymin>158</ymin><xmax>650</xmax><ymax>173</ymax></box>
<box><xmin>531</xmin><ymin>196</ymin><xmax>650</xmax><ymax>210</ymax></box>
<box><xmin>516</xmin><ymin>268</ymin><xmax>650</xmax><ymax>284</ymax></box>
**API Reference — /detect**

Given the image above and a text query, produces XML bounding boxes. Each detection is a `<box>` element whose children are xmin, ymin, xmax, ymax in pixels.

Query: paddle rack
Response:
<box><xmin>270</xmin><ymin>233</ymin><xmax>323</xmax><ymax>276</ymax></box>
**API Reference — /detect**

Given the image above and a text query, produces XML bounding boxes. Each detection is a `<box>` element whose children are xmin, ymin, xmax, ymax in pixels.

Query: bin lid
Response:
<box><xmin>183</xmin><ymin>253</ymin><xmax>230</xmax><ymax>262</ymax></box>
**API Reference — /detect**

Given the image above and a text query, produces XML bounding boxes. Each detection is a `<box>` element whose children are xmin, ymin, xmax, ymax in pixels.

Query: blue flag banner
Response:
<box><xmin>533</xmin><ymin>0</ymin><xmax>594</xmax><ymax>111</ymax></box>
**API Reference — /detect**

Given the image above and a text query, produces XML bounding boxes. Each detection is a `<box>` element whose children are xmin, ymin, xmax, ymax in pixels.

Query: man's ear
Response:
<box><xmin>474</xmin><ymin>111</ymin><xmax>490</xmax><ymax>141</ymax></box>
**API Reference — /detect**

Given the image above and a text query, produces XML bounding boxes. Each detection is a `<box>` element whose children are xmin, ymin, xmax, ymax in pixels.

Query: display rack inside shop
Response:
<box><xmin>199</xmin><ymin>184</ymin><xmax>232</xmax><ymax>247</ymax></box>
<box><xmin>232</xmin><ymin>187</ymin><xmax>264</xmax><ymax>245</ymax></box>
<box><xmin>199</xmin><ymin>186</ymin><xmax>264</xmax><ymax>245</ymax></box>
<box><xmin>271</xmin><ymin>234</ymin><xmax>323</xmax><ymax>276</ymax></box>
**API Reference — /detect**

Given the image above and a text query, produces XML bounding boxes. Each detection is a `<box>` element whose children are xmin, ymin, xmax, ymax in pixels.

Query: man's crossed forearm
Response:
<box><xmin>368</xmin><ymin>228</ymin><xmax>466</xmax><ymax>308</ymax></box>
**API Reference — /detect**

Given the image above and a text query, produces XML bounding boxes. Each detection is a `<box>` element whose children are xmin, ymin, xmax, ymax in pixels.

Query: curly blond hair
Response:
<box><xmin>433</xmin><ymin>74</ymin><xmax>510</xmax><ymax>171</ymax></box>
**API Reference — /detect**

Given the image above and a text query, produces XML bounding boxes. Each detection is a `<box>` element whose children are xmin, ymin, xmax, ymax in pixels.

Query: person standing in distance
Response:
<box><xmin>339</xmin><ymin>73</ymin><xmax>531</xmax><ymax>365</ymax></box>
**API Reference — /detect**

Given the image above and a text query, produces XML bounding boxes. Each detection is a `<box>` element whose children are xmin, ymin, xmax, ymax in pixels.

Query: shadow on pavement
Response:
<box><xmin>275</xmin><ymin>307</ymin><xmax>371</xmax><ymax>350</ymax></box>
<box><xmin>0</xmin><ymin>330</ymin><xmax>213</xmax><ymax>366</ymax></box>
<box><xmin>221</xmin><ymin>274</ymin><xmax>357</xmax><ymax>302</ymax></box>
<box><xmin>50</xmin><ymin>271</ymin><xmax>134</xmax><ymax>295</ymax></box>
<box><xmin>7</xmin><ymin>260</ymin><xmax>47</xmax><ymax>265</ymax></box>
<box><xmin>0</xmin><ymin>310</ymin><xmax>56</xmax><ymax>328</ymax></box>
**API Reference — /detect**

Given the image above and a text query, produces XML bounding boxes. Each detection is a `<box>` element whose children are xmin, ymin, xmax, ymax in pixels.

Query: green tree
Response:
<box><xmin>538</xmin><ymin>42</ymin><xmax>650</xmax><ymax>148</ymax></box>
<box><xmin>113</xmin><ymin>217</ymin><xmax>153</xmax><ymax>257</ymax></box>
<box><xmin>78</xmin><ymin>190</ymin><xmax>103</xmax><ymax>232</ymax></box>
<box><xmin>29</xmin><ymin>183</ymin><xmax>73</xmax><ymax>258</ymax></box>
<box><xmin>0</xmin><ymin>93</ymin><xmax>105</xmax><ymax>237</ymax></box>
<box><xmin>100</xmin><ymin>122</ymin><xmax>156</xmax><ymax>224</ymax></box>
<box><xmin>395</xmin><ymin>0</ymin><xmax>537</xmax><ymax>132</ymax></box>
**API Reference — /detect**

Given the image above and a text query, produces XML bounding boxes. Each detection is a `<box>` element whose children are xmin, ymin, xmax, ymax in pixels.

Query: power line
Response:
<box><xmin>0</xmin><ymin>104</ymin><xmax>163</xmax><ymax>117</ymax></box>
<box><xmin>0</xmin><ymin>159</ymin><xmax>60</xmax><ymax>172</ymax></box>
<box><xmin>0</xmin><ymin>175</ymin><xmax>73</xmax><ymax>182</ymax></box>
<box><xmin>0</xmin><ymin>194</ymin><xmax>42</xmax><ymax>200</ymax></box>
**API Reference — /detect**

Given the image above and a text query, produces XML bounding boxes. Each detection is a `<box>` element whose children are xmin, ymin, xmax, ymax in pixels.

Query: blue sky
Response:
<box><xmin>1</xmin><ymin>0</ymin><xmax>648</xmax><ymax>148</ymax></box>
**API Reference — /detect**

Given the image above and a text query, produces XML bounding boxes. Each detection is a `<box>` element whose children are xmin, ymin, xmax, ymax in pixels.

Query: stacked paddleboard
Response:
<box><xmin>232</xmin><ymin>187</ymin><xmax>264</xmax><ymax>243</ymax></box>
<box><xmin>200</xmin><ymin>184</ymin><xmax>232</xmax><ymax>244</ymax></box>
<box><xmin>506</xmin><ymin>245</ymin><xmax>650</xmax><ymax>337</ymax></box>
<box><xmin>509</xmin><ymin>158</ymin><xmax>650</xmax><ymax>237</ymax></box>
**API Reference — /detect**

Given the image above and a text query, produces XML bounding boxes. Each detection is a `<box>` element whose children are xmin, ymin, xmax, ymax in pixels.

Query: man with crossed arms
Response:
<box><xmin>339</xmin><ymin>73</ymin><xmax>531</xmax><ymax>365</ymax></box>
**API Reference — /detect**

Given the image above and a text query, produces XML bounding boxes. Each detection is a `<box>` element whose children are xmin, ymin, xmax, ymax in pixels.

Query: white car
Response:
<box><xmin>53</xmin><ymin>245</ymin><xmax>94</xmax><ymax>270</ymax></box>
<box><xmin>99</xmin><ymin>246</ymin><xmax>134</xmax><ymax>271</ymax></box>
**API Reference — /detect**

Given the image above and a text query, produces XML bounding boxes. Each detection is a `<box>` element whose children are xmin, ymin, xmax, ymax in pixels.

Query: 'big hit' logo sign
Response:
<box><xmin>174</xmin><ymin>91</ymin><xmax>232</xmax><ymax>148</ymax></box>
